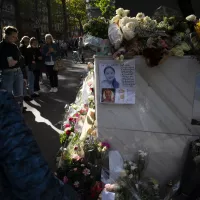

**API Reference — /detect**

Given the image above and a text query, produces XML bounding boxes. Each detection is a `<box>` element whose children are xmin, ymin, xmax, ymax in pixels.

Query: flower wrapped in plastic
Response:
<box><xmin>108</xmin><ymin>23</ymin><xmax>123</xmax><ymax>49</ymax></box>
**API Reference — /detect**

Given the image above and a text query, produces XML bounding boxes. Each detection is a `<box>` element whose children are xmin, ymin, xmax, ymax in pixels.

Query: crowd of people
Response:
<box><xmin>0</xmin><ymin>26</ymin><xmax>62</xmax><ymax>112</ymax></box>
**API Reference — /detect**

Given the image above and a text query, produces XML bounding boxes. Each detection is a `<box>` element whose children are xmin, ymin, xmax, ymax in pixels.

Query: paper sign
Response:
<box><xmin>99</xmin><ymin>59</ymin><xmax>135</xmax><ymax>104</ymax></box>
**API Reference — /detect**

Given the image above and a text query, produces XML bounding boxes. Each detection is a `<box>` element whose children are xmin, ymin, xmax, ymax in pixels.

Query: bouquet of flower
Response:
<box><xmin>104</xmin><ymin>150</ymin><xmax>160</xmax><ymax>200</ymax></box>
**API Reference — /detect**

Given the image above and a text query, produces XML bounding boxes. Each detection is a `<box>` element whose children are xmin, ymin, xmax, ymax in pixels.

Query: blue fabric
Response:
<box><xmin>1</xmin><ymin>68</ymin><xmax>23</xmax><ymax>97</ymax></box>
<box><xmin>42</xmin><ymin>43</ymin><xmax>59</xmax><ymax>62</ymax></box>
<box><xmin>0</xmin><ymin>91</ymin><xmax>78</xmax><ymax>200</ymax></box>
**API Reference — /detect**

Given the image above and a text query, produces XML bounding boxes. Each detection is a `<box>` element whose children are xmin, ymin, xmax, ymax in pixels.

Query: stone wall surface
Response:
<box><xmin>94</xmin><ymin>56</ymin><xmax>200</xmax><ymax>185</ymax></box>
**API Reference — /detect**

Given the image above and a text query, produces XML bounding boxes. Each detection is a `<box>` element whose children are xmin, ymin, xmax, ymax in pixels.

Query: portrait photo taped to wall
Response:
<box><xmin>99</xmin><ymin>60</ymin><xmax>135</xmax><ymax>104</ymax></box>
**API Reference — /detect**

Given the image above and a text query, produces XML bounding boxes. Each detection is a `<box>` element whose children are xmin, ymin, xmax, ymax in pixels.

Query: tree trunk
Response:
<box><xmin>61</xmin><ymin>0</ymin><xmax>68</xmax><ymax>40</ymax></box>
<box><xmin>177</xmin><ymin>0</ymin><xmax>194</xmax><ymax>18</ymax></box>
<box><xmin>14</xmin><ymin>0</ymin><xmax>22</xmax><ymax>38</ymax></box>
<box><xmin>78</xmin><ymin>18</ymin><xmax>83</xmax><ymax>36</ymax></box>
<box><xmin>0</xmin><ymin>0</ymin><xmax>5</xmax><ymax>40</ymax></box>
<box><xmin>47</xmin><ymin>0</ymin><xmax>52</xmax><ymax>33</ymax></box>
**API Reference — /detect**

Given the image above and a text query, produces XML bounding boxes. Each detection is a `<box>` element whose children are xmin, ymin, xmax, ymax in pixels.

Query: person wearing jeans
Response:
<box><xmin>0</xmin><ymin>26</ymin><xmax>25</xmax><ymax>112</ymax></box>
<box><xmin>42</xmin><ymin>34</ymin><xmax>59</xmax><ymax>93</ymax></box>
<box><xmin>27</xmin><ymin>37</ymin><xmax>42</xmax><ymax>97</ymax></box>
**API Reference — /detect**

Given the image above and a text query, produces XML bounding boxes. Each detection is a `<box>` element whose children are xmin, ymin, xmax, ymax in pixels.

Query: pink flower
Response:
<box><xmin>69</xmin><ymin>117</ymin><xmax>76</xmax><ymax>123</ymax></box>
<box><xmin>72</xmin><ymin>154</ymin><xmax>81</xmax><ymax>161</ymax></box>
<box><xmin>75</xmin><ymin>113</ymin><xmax>80</xmax><ymax>117</ymax></box>
<box><xmin>73</xmin><ymin>168</ymin><xmax>78</xmax><ymax>171</ymax></box>
<box><xmin>74</xmin><ymin>181</ymin><xmax>80</xmax><ymax>188</ymax></box>
<box><xmin>64</xmin><ymin>124</ymin><xmax>71</xmax><ymax>128</ymax></box>
<box><xmin>63</xmin><ymin>176</ymin><xmax>68</xmax><ymax>184</ymax></box>
<box><xmin>83</xmin><ymin>168</ymin><xmax>90</xmax><ymax>176</ymax></box>
<box><xmin>101</xmin><ymin>142</ymin><xmax>110</xmax><ymax>149</ymax></box>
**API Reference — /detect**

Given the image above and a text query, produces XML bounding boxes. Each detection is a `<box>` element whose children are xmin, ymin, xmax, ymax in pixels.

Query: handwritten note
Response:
<box><xmin>121</xmin><ymin>63</ymin><xmax>135</xmax><ymax>87</ymax></box>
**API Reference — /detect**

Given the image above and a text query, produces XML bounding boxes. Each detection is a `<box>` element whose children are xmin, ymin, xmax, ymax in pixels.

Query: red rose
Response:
<box><xmin>66</xmin><ymin>130</ymin><xmax>71</xmax><ymax>135</ymax></box>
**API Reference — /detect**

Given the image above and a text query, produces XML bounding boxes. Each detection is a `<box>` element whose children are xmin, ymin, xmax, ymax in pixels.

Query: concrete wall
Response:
<box><xmin>94</xmin><ymin>56</ymin><xmax>200</xmax><ymax>185</ymax></box>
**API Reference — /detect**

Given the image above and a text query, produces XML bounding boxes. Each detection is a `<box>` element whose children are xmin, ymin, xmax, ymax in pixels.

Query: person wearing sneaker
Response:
<box><xmin>42</xmin><ymin>34</ymin><xmax>59</xmax><ymax>93</ymax></box>
<box><xmin>27</xmin><ymin>37</ymin><xmax>42</xmax><ymax>98</ymax></box>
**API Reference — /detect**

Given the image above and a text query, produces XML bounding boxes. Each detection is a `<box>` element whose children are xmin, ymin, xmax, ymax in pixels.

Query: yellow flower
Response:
<box><xmin>195</xmin><ymin>22</ymin><xmax>200</xmax><ymax>38</ymax></box>
<box><xmin>111</xmin><ymin>15</ymin><xmax>121</xmax><ymax>24</ymax></box>
<box><xmin>170</xmin><ymin>47</ymin><xmax>184</xmax><ymax>57</ymax></box>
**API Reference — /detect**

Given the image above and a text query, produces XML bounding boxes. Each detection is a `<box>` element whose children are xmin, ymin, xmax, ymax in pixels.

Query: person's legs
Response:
<box><xmin>46</xmin><ymin>65</ymin><xmax>54</xmax><ymax>92</ymax></box>
<box><xmin>33</xmin><ymin>70</ymin><xmax>40</xmax><ymax>92</ymax></box>
<box><xmin>27</xmin><ymin>70</ymin><xmax>35</xmax><ymax>96</ymax></box>
<box><xmin>52</xmin><ymin>68</ymin><xmax>58</xmax><ymax>91</ymax></box>
<box><xmin>23</xmin><ymin>66</ymin><xmax>32</xmax><ymax>101</ymax></box>
<box><xmin>13</xmin><ymin>69</ymin><xmax>24</xmax><ymax>112</ymax></box>
<box><xmin>1</xmin><ymin>70</ymin><xmax>14</xmax><ymax>94</ymax></box>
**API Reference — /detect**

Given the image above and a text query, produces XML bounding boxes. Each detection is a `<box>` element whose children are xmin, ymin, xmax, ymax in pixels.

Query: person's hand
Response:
<box><xmin>38</xmin><ymin>56</ymin><xmax>42</xmax><ymax>60</ymax></box>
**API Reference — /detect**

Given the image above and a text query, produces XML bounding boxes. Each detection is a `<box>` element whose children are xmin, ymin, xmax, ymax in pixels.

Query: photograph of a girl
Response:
<box><xmin>101</xmin><ymin>66</ymin><xmax>120</xmax><ymax>89</ymax></box>
<box><xmin>101</xmin><ymin>88</ymin><xmax>115</xmax><ymax>103</ymax></box>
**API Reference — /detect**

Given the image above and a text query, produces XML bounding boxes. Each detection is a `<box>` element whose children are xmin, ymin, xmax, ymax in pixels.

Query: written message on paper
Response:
<box><xmin>99</xmin><ymin>59</ymin><xmax>135</xmax><ymax>104</ymax></box>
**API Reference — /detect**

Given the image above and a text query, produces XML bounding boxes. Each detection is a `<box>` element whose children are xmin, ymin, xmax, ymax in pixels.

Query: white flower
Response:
<box><xmin>111</xmin><ymin>15</ymin><xmax>121</xmax><ymax>23</ymax></box>
<box><xmin>149</xmin><ymin>20</ymin><xmax>157</xmax><ymax>28</ymax></box>
<box><xmin>122</xmin><ymin>26</ymin><xmax>135</xmax><ymax>40</ymax></box>
<box><xmin>102</xmin><ymin>146</ymin><xmax>107</xmax><ymax>152</ymax></box>
<box><xmin>136</xmin><ymin>12</ymin><xmax>145</xmax><ymax>20</ymax></box>
<box><xmin>116</xmin><ymin>8</ymin><xmax>124</xmax><ymax>16</ymax></box>
<box><xmin>74</xmin><ymin>181</ymin><xmax>80</xmax><ymax>188</ymax></box>
<box><xmin>123</xmin><ymin>163</ymin><xmax>127</xmax><ymax>168</ymax></box>
<box><xmin>131</xmin><ymin>164</ymin><xmax>137</xmax><ymax>171</ymax></box>
<box><xmin>128</xmin><ymin>174</ymin><xmax>133</xmax><ymax>179</ymax></box>
<box><xmin>138</xmin><ymin>150</ymin><xmax>148</xmax><ymax>158</ymax></box>
<box><xmin>126</xmin><ymin>22</ymin><xmax>136</xmax><ymax>30</ymax></box>
<box><xmin>119</xmin><ymin>16</ymin><xmax>132</xmax><ymax>27</ymax></box>
<box><xmin>186</xmin><ymin>14</ymin><xmax>196</xmax><ymax>22</ymax></box>
<box><xmin>129</xmin><ymin>161</ymin><xmax>133</xmax><ymax>165</ymax></box>
<box><xmin>119</xmin><ymin>55</ymin><xmax>124</xmax><ymax>61</ymax></box>
<box><xmin>122</xmin><ymin>9</ymin><xmax>130</xmax><ymax>17</ymax></box>
<box><xmin>88</xmin><ymin>95</ymin><xmax>94</xmax><ymax>101</ymax></box>
<box><xmin>115</xmin><ymin>56</ymin><xmax>120</xmax><ymax>61</ymax></box>
<box><xmin>81</xmin><ymin>164</ymin><xmax>85</xmax><ymax>167</ymax></box>
<box><xmin>143</xmin><ymin>16</ymin><xmax>151</xmax><ymax>23</ymax></box>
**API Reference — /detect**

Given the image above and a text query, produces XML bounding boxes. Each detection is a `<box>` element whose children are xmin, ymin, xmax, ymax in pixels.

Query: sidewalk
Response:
<box><xmin>24</xmin><ymin>58</ymin><xmax>87</xmax><ymax>171</ymax></box>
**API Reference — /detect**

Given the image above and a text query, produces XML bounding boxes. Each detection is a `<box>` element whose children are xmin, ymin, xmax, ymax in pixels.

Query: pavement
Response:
<box><xmin>24</xmin><ymin>57</ymin><xmax>87</xmax><ymax>171</ymax></box>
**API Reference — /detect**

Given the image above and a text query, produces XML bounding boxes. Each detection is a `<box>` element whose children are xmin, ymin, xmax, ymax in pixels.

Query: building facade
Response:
<box><xmin>115</xmin><ymin>0</ymin><xmax>200</xmax><ymax>17</ymax></box>
<box><xmin>85</xmin><ymin>0</ymin><xmax>101</xmax><ymax>19</ymax></box>
<box><xmin>1</xmin><ymin>0</ymin><xmax>15</xmax><ymax>27</ymax></box>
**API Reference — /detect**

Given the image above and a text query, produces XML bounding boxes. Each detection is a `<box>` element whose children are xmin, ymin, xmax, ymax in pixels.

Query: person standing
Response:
<box><xmin>27</xmin><ymin>37</ymin><xmax>42</xmax><ymax>97</ymax></box>
<box><xmin>19</xmin><ymin>36</ymin><xmax>32</xmax><ymax>101</ymax></box>
<box><xmin>0</xmin><ymin>26</ymin><xmax>25</xmax><ymax>111</ymax></box>
<box><xmin>42</xmin><ymin>34</ymin><xmax>59</xmax><ymax>93</ymax></box>
<box><xmin>78</xmin><ymin>37</ymin><xmax>84</xmax><ymax>63</ymax></box>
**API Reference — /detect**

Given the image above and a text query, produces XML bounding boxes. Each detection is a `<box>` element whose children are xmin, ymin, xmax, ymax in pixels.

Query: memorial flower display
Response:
<box><xmin>83</xmin><ymin>6</ymin><xmax>200</xmax><ymax>67</ymax></box>
<box><xmin>103</xmin><ymin>150</ymin><xmax>160</xmax><ymax>200</ymax></box>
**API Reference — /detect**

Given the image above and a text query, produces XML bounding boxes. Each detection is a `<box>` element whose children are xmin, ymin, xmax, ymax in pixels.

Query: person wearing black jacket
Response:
<box><xmin>27</xmin><ymin>37</ymin><xmax>43</xmax><ymax>97</ymax></box>
<box><xmin>0</xmin><ymin>26</ymin><xmax>26</xmax><ymax>111</ymax></box>
<box><xmin>19</xmin><ymin>36</ymin><xmax>33</xmax><ymax>101</ymax></box>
